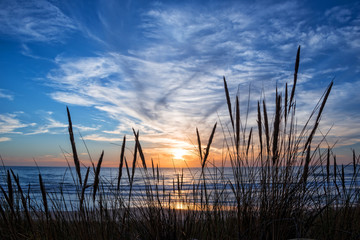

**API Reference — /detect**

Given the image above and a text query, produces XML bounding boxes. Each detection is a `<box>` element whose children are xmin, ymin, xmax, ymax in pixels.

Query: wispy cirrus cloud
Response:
<box><xmin>26</xmin><ymin>116</ymin><xmax>67</xmax><ymax>135</ymax></box>
<box><xmin>82</xmin><ymin>134</ymin><xmax>124</xmax><ymax>142</ymax></box>
<box><xmin>75</xmin><ymin>125</ymin><xmax>100</xmax><ymax>132</ymax></box>
<box><xmin>0</xmin><ymin>137</ymin><xmax>11</xmax><ymax>142</ymax></box>
<box><xmin>0</xmin><ymin>0</ymin><xmax>76</xmax><ymax>42</ymax></box>
<box><xmin>0</xmin><ymin>113</ymin><xmax>32</xmax><ymax>134</ymax></box>
<box><xmin>50</xmin><ymin>92</ymin><xmax>97</xmax><ymax>107</ymax></box>
<box><xmin>27</xmin><ymin>112</ymin><xmax>100</xmax><ymax>135</ymax></box>
<box><xmin>44</xmin><ymin>1</ymin><xmax>360</xmax><ymax>156</ymax></box>
<box><xmin>48</xmin><ymin>53</ymin><xmax>224</xmax><ymax>139</ymax></box>
<box><xmin>0</xmin><ymin>89</ymin><xmax>13</xmax><ymax>101</ymax></box>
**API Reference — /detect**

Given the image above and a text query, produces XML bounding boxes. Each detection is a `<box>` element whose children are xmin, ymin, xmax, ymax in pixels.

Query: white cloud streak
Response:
<box><xmin>44</xmin><ymin>1</ymin><xmax>360</xmax><ymax>153</ymax></box>
<box><xmin>82</xmin><ymin>134</ymin><xmax>123</xmax><ymax>142</ymax></box>
<box><xmin>0</xmin><ymin>137</ymin><xmax>11</xmax><ymax>142</ymax></box>
<box><xmin>27</xmin><ymin>115</ymin><xmax>98</xmax><ymax>135</ymax></box>
<box><xmin>26</xmin><ymin>117</ymin><xmax>67</xmax><ymax>135</ymax></box>
<box><xmin>0</xmin><ymin>0</ymin><xmax>76</xmax><ymax>42</ymax></box>
<box><xmin>0</xmin><ymin>89</ymin><xmax>13</xmax><ymax>100</ymax></box>
<box><xmin>0</xmin><ymin>113</ymin><xmax>29</xmax><ymax>134</ymax></box>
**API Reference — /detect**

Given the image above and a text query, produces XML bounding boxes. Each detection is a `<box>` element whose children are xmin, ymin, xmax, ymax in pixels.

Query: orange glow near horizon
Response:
<box><xmin>2</xmin><ymin>145</ymin><xmax>352</xmax><ymax>168</ymax></box>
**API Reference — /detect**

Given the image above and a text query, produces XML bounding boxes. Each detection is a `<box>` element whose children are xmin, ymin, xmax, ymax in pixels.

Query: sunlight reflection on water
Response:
<box><xmin>1</xmin><ymin>166</ymin><xmax>358</xmax><ymax>210</ymax></box>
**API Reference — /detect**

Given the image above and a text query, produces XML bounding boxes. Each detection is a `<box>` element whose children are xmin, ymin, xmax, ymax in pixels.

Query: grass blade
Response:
<box><xmin>202</xmin><ymin>122</ymin><xmax>217</xmax><ymax>169</ymax></box>
<box><xmin>246</xmin><ymin>127</ymin><xmax>253</xmax><ymax>156</ymax></box>
<box><xmin>223</xmin><ymin>76</ymin><xmax>234</xmax><ymax>129</ymax></box>
<box><xmin>66</xmin><ymin>107</ymin><xmax>82</xmax><ymax>185</ymax></box>
<box><xmin>236</xmin><ymin>96</ymin><xmax>240</xmax><ymax>153</ymax></box>
<box><xmin>303</xmin><ymin>81</ymin><xmax>333</xmax><ymax>151</ymax></box>
<box><xmin>196</xmin><ymin>128</ymin><xmax>203</xmax><ymax>163</ymax></box>
<box><xmin>257</xmin><ymin>101</ymin><xmax>263</xmax><ymax>158</ymax></box>
<box><xmin>93</xmin><ymin>150</ymin><xmax>104</xmax><ymax>201</ymax></box>
<box><xmin>6</xmin><ymin>170</ymin><xmax>13</xmax><ymax>211</ymax></box>
<box><xmin>272</xmin><ymin>93</ymin><xmax>281</xmax><ymax>165</ymax></box>
<box><xmin>10</xmin><ymin>170</ymin><xmax>33</xmax><ymax>232</ymax></box>
<box><xmin>263</xmin><ymin>100</ymin><xmax>270</xmax><ymax>154</ymax></box>
<box><xmin>39</xmin><ymin>173</ymin><xmax>49</xmax><ymax>220</ymax></box>
<box><xmin>289</xmin><ymin>45</ymin><xmax>300</xmax><ymax>112</ymax></box>
<box><xmin>80</xmin><ymin>167</ymin><xmax>90</xmax><ymax>211</ymax></box>
<box><xmin>117</xmin><ymin>135</ymin><xmax>126</xmax><ymax>191</ymax></box>
<box><xmin>133</xmin><ymin>129</ymin><xmax>147</xmax><ymax>170</ymax></box>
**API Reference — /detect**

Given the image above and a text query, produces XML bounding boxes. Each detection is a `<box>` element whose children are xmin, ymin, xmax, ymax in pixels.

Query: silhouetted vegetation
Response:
<box><xmin>1</xmin><ymin>47</ymin><xmax>359</xmax><ymax>239</ymax></box>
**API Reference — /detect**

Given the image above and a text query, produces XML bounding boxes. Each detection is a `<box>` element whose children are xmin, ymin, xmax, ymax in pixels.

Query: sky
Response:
<box><xmin>0</xmin><ymin>0</ymin><xmax>359</xmax><ymax>167</ymax></box>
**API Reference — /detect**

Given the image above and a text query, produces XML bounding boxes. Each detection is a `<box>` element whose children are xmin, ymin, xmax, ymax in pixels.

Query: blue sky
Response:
<box><xmin>0</xmin><ymin>0</ymin><xmax>359</xmax><ymax>167</ymax></box>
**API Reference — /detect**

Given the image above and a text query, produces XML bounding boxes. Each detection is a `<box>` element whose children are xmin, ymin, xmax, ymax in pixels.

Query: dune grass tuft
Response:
<box><xmin>1</xmin><ymin>47</ymin><xmax>359</xmax><ymax>240</ymax></box>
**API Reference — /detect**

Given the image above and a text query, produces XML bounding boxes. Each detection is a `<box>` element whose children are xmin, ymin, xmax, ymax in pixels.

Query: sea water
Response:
<box><xmin>0</xmin><ymin>165</ymin><xmax>358</xmax><ymax>210</ymax></box>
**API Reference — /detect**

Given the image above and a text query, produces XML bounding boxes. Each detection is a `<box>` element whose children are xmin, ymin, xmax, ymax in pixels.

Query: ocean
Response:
<box><xmin>0</xmin><ymin>165</ymin><xmax>358</xmax><ymax>210</ymax></box>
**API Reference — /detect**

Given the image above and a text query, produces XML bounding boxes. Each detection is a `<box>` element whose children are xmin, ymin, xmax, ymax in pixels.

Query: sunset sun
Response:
<box><xmin>172</xmin><ymin>148</ymin><xmax>188</xmax><ymax>160</ymax></box>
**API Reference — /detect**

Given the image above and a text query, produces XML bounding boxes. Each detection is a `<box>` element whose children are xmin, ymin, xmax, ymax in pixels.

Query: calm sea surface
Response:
<box><xmin>1</xmin><ymin>166</ymin><xmax>358</xmax><ymax>209</ymax></box>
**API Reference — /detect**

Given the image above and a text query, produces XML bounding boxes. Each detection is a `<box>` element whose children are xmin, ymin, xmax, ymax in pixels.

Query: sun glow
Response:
<box><xmin>174</xmin><ymin>202</ymin><xmax>187</xmax><ymax>210</ymax></box>
<box><xmin>172</xmin><ymin>148</ymin><xmax>188</xmax><ymax>160</ymax></box>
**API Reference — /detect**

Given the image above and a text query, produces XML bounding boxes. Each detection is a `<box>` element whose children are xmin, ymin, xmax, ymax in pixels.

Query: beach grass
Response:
<box><xmin>1</xmin><ymin>47</ymin><xmax>360</xmax><ymax>240</ymax></box>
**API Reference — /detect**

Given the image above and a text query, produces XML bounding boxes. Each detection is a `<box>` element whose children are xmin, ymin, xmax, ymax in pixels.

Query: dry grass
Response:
<box><xmin>1</xmin><ymin>47</ymin><xmax>360</xmax><ymax>240</ymax></box>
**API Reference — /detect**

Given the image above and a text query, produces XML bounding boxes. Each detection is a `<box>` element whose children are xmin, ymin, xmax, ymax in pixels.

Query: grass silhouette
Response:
<box><xmin>0</xmin><ymin>47</ymin><xmax>360</xmax><ymax>239</ymax></box>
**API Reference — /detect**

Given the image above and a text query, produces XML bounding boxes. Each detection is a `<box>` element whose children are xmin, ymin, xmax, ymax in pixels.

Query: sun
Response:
<box><xmin>172</xmin><ymin>148</ymin><xmax>188</xmax><ymax>160</ymax></box>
